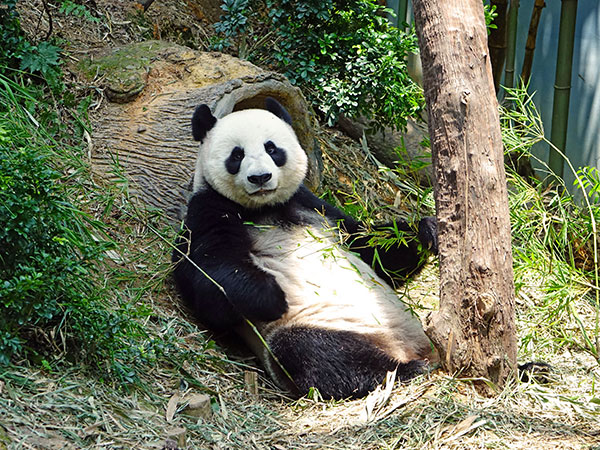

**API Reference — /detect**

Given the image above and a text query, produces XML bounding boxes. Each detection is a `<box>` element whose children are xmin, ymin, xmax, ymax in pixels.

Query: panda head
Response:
<box><xmin>191</xmin><ymin>98</ymin><xmax>308</xmax><ymax>209</ymax></box>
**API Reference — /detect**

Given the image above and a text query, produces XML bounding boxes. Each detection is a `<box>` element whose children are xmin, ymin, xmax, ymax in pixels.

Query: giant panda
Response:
<box><xmin>172</xmin><ymin>98</ymin><xmax>438</xmax><ymax>400</ymax></box>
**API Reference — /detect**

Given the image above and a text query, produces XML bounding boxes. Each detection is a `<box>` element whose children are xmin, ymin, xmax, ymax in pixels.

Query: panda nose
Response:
<box><xmin>248</xmin><ymin>173</ymin><xmax>272</xmax><ymax>186</ymax></box>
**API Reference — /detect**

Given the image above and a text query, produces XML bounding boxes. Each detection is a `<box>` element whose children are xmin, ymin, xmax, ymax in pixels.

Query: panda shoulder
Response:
<box><xmin>185</xmin><ymin>186</ymin><xmax>244</xmax><ymax>228</ymax></box>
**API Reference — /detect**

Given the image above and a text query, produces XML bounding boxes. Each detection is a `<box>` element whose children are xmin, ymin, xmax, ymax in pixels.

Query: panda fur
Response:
<box><xmin>173</xmin><ymin>98</ymin><xmax>438</xmax><ymax>400</ymax></box>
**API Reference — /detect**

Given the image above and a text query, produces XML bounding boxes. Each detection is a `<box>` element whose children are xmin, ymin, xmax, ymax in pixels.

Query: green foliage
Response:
<box><xmin>214</xmin><ymin>0</ymin><xmax>250</xmax><ymax>41</ymax></box>
<box><xmin>501</xmin><ymin>87</ymin><xmax>599</xmax><ymax>361</ymax></box>
<box><xmin>213</xmin><ymin>0</ymin><xmax>423</xmax><ymax>131</ymax></box>
<box><xmin>0</xmin><ymin>75</ymin><xmax>173</xmax><ymax>382</ymax></box>
<box><xmin>0</xmin><ymin>0</ymin><xmax>27</xmax><ymax>70</ymax></box>
<box><xmin>576</xmin><ymin>166</ymin><xmax>600</xmax><ymax>203</ymax></box>
<box><xmin>483</xmin><ymin>2</ymin><xmax>498</xmax><ymax>34</ymax></box>
<box><xmin>19</xmin><ymin>41</ymin><xmax>63</xmax><ymax>87</ymax></box>
<box><xmin>59</xmin><ymin>0</ymin><xmax>100</xmax><ymax>22</ymax></box>
<box><xmin>0</xmin><ymin>5</ymin><xmax>197</xmax><ymax>378</ymax></box>
<box><xmin>0</xmin><ymin>0</ymin><xmax>63</xmax><ymax>91</ymax></box>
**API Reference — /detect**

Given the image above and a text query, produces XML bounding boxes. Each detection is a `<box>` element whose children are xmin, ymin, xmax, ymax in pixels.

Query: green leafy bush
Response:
<box><xmin>0</xmin><ymin>3</ymin><xmax>187</xmax><ymax>384</ymax></box>
<box><xmin>0</xmin><ymin>76</ymin><xmax>161</xmax><ymax>381</ymax></box>
<box><xmin>213</xmin><ymin>0</ymin><xmax>423</xmax><ymax>131</ymax></box>
<box><xmin>0</xmin><ymin>0</ymin><xmax>63</xmax><ymax>90</ymax></box>
<box><xmin>19</xmin><ymin>41</ymin><xmax>63</xmax><ymax>85</ymax></box>
<box><xmin>0</xmin><ymin>0</ymin><xmax>27</xmax><ymax>70</ymax></box>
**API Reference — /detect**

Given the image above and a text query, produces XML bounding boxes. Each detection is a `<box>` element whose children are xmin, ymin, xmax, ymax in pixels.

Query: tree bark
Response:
<box><xmin>412</xmin><ymin>0</ymin><xmax>517</xmax><ymax>390</ymax></box>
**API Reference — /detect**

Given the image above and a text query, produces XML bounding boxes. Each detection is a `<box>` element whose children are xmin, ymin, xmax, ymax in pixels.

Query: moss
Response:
<box><xmin>78</xmin><ymin>40</ymin><xmax>174</xmax><ymax>102</ymax></box>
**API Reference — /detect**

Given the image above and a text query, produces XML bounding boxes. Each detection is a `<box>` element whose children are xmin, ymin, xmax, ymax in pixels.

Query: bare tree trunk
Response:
<box><xmin>520</xmin><ymin>0</ymin><xmax>546</xmax><ymax>84</ymax></box>
<box><xmin>488</xmin><ymin>0</ymin><xmax>509</xmax><ymax>92</ymax></box>
<box><xmin>412</xmin><ymin>0</ymin><xmax>517</xmax><ymax>390</ymax></box>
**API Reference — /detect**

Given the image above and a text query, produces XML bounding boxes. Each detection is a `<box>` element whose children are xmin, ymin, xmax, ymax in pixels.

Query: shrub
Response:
<box><xmin>0</xmin><ymin>0</ymin><xmax>62</xmax><ymax>90</ymax></box>
<box><xmin>213</xmin><ymin>0</ymin><xmax>423</xmax><ymax>131</ymax></box>
<box><xmin>0</xmin><ymin>76</ymin><xmax>160</xmax><ymax>382</ymax></box>
<box><xmin>0</xmin><ymin>0</ymin><xmax>25</xmax><ymax>70</ymax></box>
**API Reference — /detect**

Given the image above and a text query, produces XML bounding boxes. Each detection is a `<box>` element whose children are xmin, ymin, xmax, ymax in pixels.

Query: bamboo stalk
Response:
<box><xmin>520</xmin><ymin>0</ymin><xmax>546</xmax><ymax>84</ymax></box>
<box><xmin>504</xmin><ymin>0</ymin><xmax>520</xmax><ymax>90</ymax></box>
<box><xmin>397</xmin><ymin>0</ymin><xmax>409</xmax><ymax>28</ymax></box>
<box><xmin>386</xmin><ymin>0</ymin><xmax>401</xmax><ymax>27</ymax></box>
<box><xmin>549</xmin><ymin>0</ymin><xmax>578</xmax><ymax>181</ymax></box>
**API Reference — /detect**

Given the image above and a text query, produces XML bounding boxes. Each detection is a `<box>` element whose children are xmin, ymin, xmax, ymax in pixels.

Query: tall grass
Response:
<box><xmin>0</xmin><ymin>72</ymin><xmax>196</xmax><ymax>384</ymax></box>
<box><xmin>501</xmin><ymin>87</ymin><xmax>599</xmax><ymax>361</ymax></box>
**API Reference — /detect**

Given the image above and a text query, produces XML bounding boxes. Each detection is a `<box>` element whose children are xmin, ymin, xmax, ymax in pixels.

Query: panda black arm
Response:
<box><xmin>292</xmin><ymin>185</ymin><xmax>437</xmax><ymax>286</ymax></box>
<box><xmin>348</xmin><ymin>217</ymin><xmax>437</xmax><ymax>286</ymax></box>
<box><xmin>292</xmin><ymin>185</ymin><xmax>362</xmax><ymax>233</ymax></box>
<box><xmin>173</xmin><ymin>190</ymin><xmax>287</xmax><ymax>331</ymax></box>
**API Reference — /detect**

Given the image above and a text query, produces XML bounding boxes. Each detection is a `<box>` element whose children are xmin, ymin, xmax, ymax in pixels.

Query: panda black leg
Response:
<box><xmin>267</xmin><ymin>326</ymin><xmax>425</xmax><ymax>400</ymax></box>
<box><xmin>518</xmin><ymin>361</ymin><xmax>552</xmax><ymax>383</ymax></box>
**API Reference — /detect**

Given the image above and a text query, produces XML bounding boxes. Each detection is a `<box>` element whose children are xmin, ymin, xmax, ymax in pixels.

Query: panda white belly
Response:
<box><xmin>246</xmin><ymin>216</ymin><xmax>431</xmax><ymax>363</ymax></box>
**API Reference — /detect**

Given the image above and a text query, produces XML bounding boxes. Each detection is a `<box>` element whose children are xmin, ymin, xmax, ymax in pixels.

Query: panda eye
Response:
<box><xmin>264</xmin><ymin>141</ymin><xmax>277</xmax><ymax>155</ymax></box>
<box><xmin>231</xmin><ymin>147</ymin><xmax>244</xmax><ymax>161</ymax></box>
<box><xmin>265</xmin><ymin>141</ymin><xmax>287</xmax><ymax>167</ymax></box>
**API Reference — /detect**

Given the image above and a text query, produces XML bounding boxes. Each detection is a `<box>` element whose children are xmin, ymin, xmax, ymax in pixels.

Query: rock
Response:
<box><xmin>81</xmin><ymin>41</ymin><xmax>322</xmax><ymax>223</ymax></box>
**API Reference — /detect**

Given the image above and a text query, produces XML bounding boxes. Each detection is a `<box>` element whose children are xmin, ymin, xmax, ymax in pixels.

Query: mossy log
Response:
<box><xmin>85</xmin><ymin>41</ymin><xmax>321</xmax><ymax>223</ymax></box>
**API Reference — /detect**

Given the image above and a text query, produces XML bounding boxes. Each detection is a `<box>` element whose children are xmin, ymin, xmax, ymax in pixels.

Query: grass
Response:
<box><xmin>0</xmin><ymin>68</ymin><xmax>599</xmax><ymax>449</ymax></box>
<box><xmin>0</xmin><ymin>71</ymin><xmax>163</xmax><ymax>380</ymax></box>
<box><xmin>2</xmin><ymin>354</ymin><xmax>598</xmax><ymax>449</ymax></box>
<box><xmin>502</xmin><ymin>87</ymin><xmax>600</xmax><ymax>362</ymax></box>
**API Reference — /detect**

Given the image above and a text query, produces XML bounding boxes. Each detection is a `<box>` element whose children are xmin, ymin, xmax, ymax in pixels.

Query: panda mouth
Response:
<box><xmin>249</xmin><ymin>189</ymin><xmax>276</xmax><ymax>196</ymax></box>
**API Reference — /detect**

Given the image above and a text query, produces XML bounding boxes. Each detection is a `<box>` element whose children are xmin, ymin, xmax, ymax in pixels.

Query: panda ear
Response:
<box><xmin>192</xmin><ymin>105</ymin><xmax>217</xmax><ymax>142</ymax></box>
<box><xmin>265</xmin><ymin>97</ymin><xmax>293</xmax><ymax>126</ymax></box>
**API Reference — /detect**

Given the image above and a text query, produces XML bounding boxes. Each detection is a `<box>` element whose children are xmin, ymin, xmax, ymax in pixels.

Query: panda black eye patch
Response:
<box><xmin>225</xmin><ymin>147</ymin><xmax>245</xmax><ymax>174</ymax></box>
<box><xmin>264</xmin><ymin>141</ymin><xmax>287</xmax><ymax>167</ymax></box>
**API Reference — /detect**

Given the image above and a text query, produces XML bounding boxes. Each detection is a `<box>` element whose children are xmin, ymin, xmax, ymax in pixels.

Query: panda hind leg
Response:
<box><xmin>267</xmin><ymin>326</ymin><xmax>425</xmax><ymax>400</ymax></box>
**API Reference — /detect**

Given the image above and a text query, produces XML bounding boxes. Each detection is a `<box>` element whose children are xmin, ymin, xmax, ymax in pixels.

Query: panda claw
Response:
<box><xmin>418</xmin><ymin>216</ymin><xmax>438</xmax><ymax>254</ymax></box>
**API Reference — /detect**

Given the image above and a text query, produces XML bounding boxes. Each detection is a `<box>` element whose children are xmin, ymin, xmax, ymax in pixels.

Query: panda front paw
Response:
<box><xmin>236</xmin><ymin>275</ymin><xmax>288</xmax><ymax>323</ymax></box>
<box><xmin>418</xmin><ymin>216</ymin><xmax>438</xmax><ymax>254</ymax></box>
<box><xmin>257</xmin><ymin>278</ymin><xmax>288</xmax><ymax>321</ymax></box>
